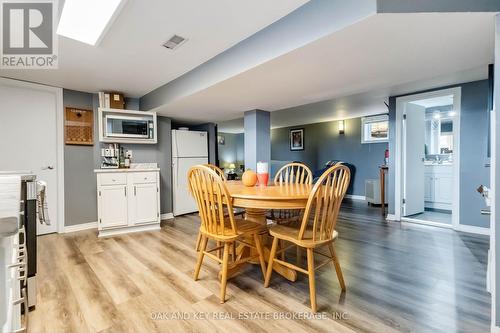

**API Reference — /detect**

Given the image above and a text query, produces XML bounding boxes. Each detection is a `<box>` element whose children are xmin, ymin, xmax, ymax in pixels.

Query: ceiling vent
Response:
<box><xmin>163</xmin><ymin>35</ymin><xmax>187</xmax><ymax>50</ymax></box>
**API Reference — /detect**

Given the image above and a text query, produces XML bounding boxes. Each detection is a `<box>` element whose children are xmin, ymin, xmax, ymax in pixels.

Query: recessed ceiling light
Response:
<box><xmin>433</xmin><ymin>113</ymin><xmax>441</xmax><ymax>120</ymax></box>
<box><xmin>57</xmin><ymin>0</ymin><xmax>126</xmax><ymax>46</ymax></box>
<box><xmin>448</xmin><ymin>111</ymin><xmax>457</xmax><ymax>117</ymax></box>
<box><xmin>163</xmin><ymin>35</ymin><xmax>187</xmax><ymax>50</ymax></box>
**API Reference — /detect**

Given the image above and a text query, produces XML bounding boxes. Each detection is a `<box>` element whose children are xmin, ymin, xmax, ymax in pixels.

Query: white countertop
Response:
<box><xmin>94</xmin><ymin>168</ymin><xmax>160</xmax><ymax>173</ymax></box>
<box><xmin>424</xmin><ymin>162</ymin><xmax>453</xmax><ymax>166</ymax></box>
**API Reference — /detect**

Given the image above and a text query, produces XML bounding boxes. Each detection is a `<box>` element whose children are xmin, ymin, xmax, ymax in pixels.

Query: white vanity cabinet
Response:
<box><xmin>95</xmin><ymin>169</ymin><xmax>160</xmax><ymax>237</ymax></box>
<box><xmin>424</xmin><ymin>164</ymin><xmax>453</xmax><ymax>211</ymax></box>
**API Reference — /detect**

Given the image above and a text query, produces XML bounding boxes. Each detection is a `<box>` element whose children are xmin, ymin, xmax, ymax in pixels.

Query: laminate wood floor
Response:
<box><xmin>28</xmin><ymin>200</ymin><xmax>490</xmax><ymax>333</ymax></box>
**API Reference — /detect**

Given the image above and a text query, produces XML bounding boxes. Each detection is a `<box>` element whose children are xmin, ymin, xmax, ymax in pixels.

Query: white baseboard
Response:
<box><xmin>491</xmin><ymin>325</ymin><xmax>500</xmax><ymax>333</ymax></box>
<box><xmin>160</xmin><ymin>213</ymin><xmax>174</xmax><ymax>220</ymax></box>
<box><xmin>345</xmin><ymin>194</ymin><xmax>366</xmax><ymax>201</ymax></box>
<box><xmin>402</xmin><ymin>217</ymin><xmax>454</xmax><ymax>230</ymax></box>
<box><xmin>64</xmin><ymin>221</ymin><xmax>98</xmax><ymax>233</ymax></box>
<box><xmin>386</xmin><ymin>214</ymin><xmax>397</xmax><ymax>221</ymax></box>
<box><xmin>98</xmin><ymin>223</ymin><xmax>160</xmax><ymax>238</ymax></box>
<box><xmin>455</xmin><ymin>224</ymin><xmax>490</xmax><ymax>236</ymax></box>
<box><xmin>388</xmin><ymin>215</ymin><xmax>490</xmax><ymax>236</ymax></box>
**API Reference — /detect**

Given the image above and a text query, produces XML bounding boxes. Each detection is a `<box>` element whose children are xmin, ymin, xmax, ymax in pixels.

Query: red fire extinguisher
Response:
<box><xmin>384</xmin><ymin>149</ymin><xmax>389</xmax><ymax>165</ymax></box>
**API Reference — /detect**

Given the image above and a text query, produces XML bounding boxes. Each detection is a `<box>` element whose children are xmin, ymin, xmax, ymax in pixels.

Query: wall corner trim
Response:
<box><xmin>345</xmin><ymin>194</ymin><xmax>366</xmax><ymax>201</ymax></box>
<box><xmin>386</xmin><ymin>214</ymin><xmax>397</xmax><ymax>221</ymax></box>
<box><xmin>455</xmin><ymin>225</ymin><xmax>490</xmax><ymax>236</ymax></box>
<box><xmin>64</xmin><ymin>221</ymin><xmax>98</xmax><ymax>233</ymax></box>
<box><xmin>161</xmin><ymin>213</ymin><xmax>174</xmax><ymax>220</ymax></box>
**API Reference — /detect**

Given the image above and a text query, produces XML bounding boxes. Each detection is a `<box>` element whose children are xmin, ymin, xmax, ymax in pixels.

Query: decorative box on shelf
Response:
<box><xmin>98</xmin><ymin>108</ymin><xmax>157</xmax><ymax>144</ymax></box>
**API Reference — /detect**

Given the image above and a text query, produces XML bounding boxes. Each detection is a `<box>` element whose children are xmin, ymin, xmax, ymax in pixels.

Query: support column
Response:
<box><xmin>244</xmin><ymin>110</ymin><xmax>270</xmax><ymax>171</ymax></box>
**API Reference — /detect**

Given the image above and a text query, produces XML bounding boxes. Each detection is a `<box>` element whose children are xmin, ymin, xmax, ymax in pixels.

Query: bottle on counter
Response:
<box><xmin>119</xmin><ymin>147</ymin><xmax>125</xmax><ymax>168</ymax></box>
<box><xmin>124</xmin><ymin>153</ymin><xmax>131</xmax><ymax>168</ymax></box>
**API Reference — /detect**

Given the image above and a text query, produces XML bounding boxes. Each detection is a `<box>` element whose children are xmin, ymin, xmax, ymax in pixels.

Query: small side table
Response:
<box><xmin>380</xmin><ymin>165</ymin><xmax>388</xmax><ymax>215</ymax></box>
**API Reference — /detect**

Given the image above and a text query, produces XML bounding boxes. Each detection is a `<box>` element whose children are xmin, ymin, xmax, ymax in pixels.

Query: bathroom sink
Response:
<box><xmin>0</xmin><ymin>216</ymin><xmax>18</xmax><ymax>237</ymax></box>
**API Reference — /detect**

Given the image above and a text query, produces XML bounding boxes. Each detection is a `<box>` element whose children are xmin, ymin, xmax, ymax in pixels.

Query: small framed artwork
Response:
<box><xmin>290</xmin><ymin>128</ymin><xmax>304</xmax><ymax>151</ymax></box>
<box><xmin>218</xmin><ymin>135</ymin><xmax>225</xmax><ymax>145</ymax></box>
<box><xmin>65</xmin><ymin>107</ymin><xmax>93</xmax><ymax>145</ymax></box>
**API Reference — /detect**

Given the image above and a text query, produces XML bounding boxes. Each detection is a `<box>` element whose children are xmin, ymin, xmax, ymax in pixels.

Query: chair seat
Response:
<box><xmin>269</xmin><ymin>224</ymin><xmax>338</xmax><ymax>248</ymax></box>
<box><xmin>267</xmin><ymin>209</ymin><xmax>302</xmax><ymax>226</ymax></box>
<box><xmin>200</xmin><ymin>218</ymin><xmax>266</xmax><ymax>241</ymax></box>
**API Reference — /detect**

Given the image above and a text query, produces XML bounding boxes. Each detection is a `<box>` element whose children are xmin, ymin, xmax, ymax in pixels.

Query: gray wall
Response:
<box><xmin>388</xmin><ymin>79</ymin><xmax>490</xmax><ymax>228</ymax></box>
<box><xmin>236</xmin><ymin>133</ymin><xmax>244</xmax><ymax>165</ymax></box>
<box><xmin>63</xmin><ymin>90</ymin><xmax>173</xmax><ymax>226</ymax></box>
<box><xmin>460</xmin><ymin>81</ymin><xmax>490</xmax><ymax>228</ymax></box>
<box><xmin>377</xmin><ymin>0</ymin><xmax>500</xmax><ymax>13</ymax></box>
<box><xmin>271</xmin><ymin>118</ymin><xmax>388</xmax><ymax>196</ymax></box>
<box><xmin>494</xmin><ymin>13</ymin><xmax>499</xmax><ymax>328</ymax></box>
<box><xmin>63</xmin><ymin>90</ymin><xmax>97</xmax><ymax>226</ymax></box>
<box><xmin>218</xmin><ymin>132</ymin><xmax>244</xmax><ymax>168</ymax></box>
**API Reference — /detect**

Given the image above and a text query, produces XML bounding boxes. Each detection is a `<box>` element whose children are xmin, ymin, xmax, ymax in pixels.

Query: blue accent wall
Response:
<box><xmin>271</xmin><ymin>118</ymin><xmax>388</xmax><ymax>196</ymax></box>
<box><xmin>218</xmin><ymin>132</ymin><xmax>244</xmax><ymax>168</ymax></box>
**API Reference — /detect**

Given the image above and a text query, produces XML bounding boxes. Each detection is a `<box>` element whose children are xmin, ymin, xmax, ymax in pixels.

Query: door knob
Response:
<box><xmin>42</xmin><ymin>166</ymin><xmax>54</xmax><ymax>170</ymax></box>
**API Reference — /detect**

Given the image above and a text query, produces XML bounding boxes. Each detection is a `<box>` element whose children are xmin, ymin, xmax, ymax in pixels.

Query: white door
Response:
<box><xmin>0</xmin><ymin>79</ymin><xmax>61</xmax><ymax>234</ymax></box>
<box><xmin>173</xmin><ymin>157</ymin><xmax>208</xmax><ymax>216</ymax></box>
<box><xmin>403</xmin><ymin>103</ymin><xmax>426</xmax><ymax>216</ymax></box>
<box><xmin>172</xmin><ymin>130</ymin><xmax>208</xmax><ymax>158</ymax></box>
<box><xmin>98</xmin><ymin>185</ymin><xmax>128</xmax><ymax>228</ymax></box>
<box><xmin>129</xmin><ymin>183</ymin><xmax>158</xmax><ymax>225</ymax></box>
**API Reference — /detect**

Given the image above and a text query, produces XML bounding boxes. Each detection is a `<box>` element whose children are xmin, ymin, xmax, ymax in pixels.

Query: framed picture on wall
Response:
<box><xmin>218</xmin><ymin>135</ymin><xmax>225</xmax><ymax>145</ymax></box>
<box><xmin>290</xmin><ymin>128</ymin><xmax>304</xmax><ymax>151</ymax></box>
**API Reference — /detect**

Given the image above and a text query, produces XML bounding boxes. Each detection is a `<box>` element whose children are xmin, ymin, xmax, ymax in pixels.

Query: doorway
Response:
<box><xmin>395</xmin><ymin>87</ymin><xmax>461</xmax><ymax>228</ymax></box>
<box><xmin>0</xmin><ymin>78</ymin><xmax>64</xmax><ymax>234</ymax></box>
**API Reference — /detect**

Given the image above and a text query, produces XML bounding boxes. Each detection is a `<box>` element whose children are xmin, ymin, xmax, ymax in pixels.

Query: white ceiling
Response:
<box><xmin>411</xmin><ymin>95</ymin><xmax>453</xmax><ymax>108</ymax></box>
<box><xmin>156</xmin><ymin>12</ymin><xmax>494</xmax><ymax>127</ymax></box>
<box><xmin>218</xmin><ymin>66</ymin><xmax>485</xmax><ymax>133</ymax></box>
<box><xmin>0</xmin><ymin>0</ymin><xmax>308</xmax><ymax>97</ymax></box>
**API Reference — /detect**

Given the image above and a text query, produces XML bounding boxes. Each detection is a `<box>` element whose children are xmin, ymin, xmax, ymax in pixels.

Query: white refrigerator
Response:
<box><xmin>172</xmin><ymin>130</ymin><xmax>208</xmax><ymax>216</ymax></box>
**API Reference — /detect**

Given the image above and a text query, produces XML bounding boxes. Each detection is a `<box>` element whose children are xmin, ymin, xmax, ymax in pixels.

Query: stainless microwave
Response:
<box><xmin>105</xmin><ymin>115</ymin><xmax>152</xmax><ymax>139</ymax></box>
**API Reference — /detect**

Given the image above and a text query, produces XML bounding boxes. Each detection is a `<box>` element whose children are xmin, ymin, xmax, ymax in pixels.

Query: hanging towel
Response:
<box><xmin>37</xmin><ymin>181</ymin><xmax>51</xmax><ymax>225</ymax></box>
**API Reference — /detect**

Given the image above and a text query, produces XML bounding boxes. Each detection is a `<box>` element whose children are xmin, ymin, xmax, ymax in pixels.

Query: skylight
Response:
<box><xmin>57</xmin><ymin>0</ymin><xmax>126</xmax><ymax>46</ymax></box>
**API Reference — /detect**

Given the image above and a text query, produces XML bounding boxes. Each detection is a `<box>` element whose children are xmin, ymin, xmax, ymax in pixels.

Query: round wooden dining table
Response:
<box><xmin>224</xmin><ymin>181</ymin><xmax>313</xmax><ymax>282</ymax></box>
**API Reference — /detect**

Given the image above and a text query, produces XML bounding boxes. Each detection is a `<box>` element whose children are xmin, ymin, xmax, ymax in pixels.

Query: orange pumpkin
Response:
<box><xmin>242</xmin><ymin>169</ymin><xmax>258</xmax><ymax>187</ymax></box>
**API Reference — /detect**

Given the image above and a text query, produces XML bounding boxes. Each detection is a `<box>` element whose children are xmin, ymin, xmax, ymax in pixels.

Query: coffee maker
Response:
<box><xmin>101</xmin><ymin>143</ymin><xmax>119</xmax><ymax>168</ymax></box>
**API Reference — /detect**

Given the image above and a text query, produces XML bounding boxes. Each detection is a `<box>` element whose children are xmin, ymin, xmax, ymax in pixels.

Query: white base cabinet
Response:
<box><xmin>424</xmin><ymin>164</ymin><xmax>453</xmax><ymax>211</ymax></box>
<box><xmin>95</xmin><ymin>169</ymin><xmax>160</xmax><ymax>237</ymax></box>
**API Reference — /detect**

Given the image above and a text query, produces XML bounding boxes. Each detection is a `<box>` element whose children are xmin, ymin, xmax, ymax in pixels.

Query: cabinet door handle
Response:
<box><xmin>124</xmin><ymin>187</ymin><xmax>127</xmax><ymax>197</ymax></box>
<box><xmin>134</xmin><ymin>186</ymin><xmax>136</xmax><ymax>196</ymax></box>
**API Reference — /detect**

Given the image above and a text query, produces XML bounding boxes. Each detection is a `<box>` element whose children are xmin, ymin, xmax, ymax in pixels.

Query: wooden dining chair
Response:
<box><xmin>194</xmin><ymin>164</ymin><xmax>245</xmax><ymax>252</ymax></box>
<box><xmin>188</xmin><ymin>165</ymin><xmax>267</xmax><ymax>303</ymax></box>
<box><xmin>269</xmin><ymin>162</ymin><xmax>312</xmax><ymax>224</ymax></box>
<box><xmin>268</xmin><ymin>162</ymin><xmax>313</xmax><ymax>262</ymax></box>
<box><xmin>264</xmin><ymin>164</ymin><xmax>351</xmax><ymax>312</ymax></box>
